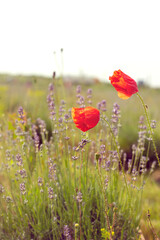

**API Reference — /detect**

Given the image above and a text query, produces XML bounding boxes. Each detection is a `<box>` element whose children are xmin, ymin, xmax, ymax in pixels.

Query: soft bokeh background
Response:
<box><xmin>0</xmin><ymin>0</ymin><xmax>160</xmax><ymax>86</ymax></box>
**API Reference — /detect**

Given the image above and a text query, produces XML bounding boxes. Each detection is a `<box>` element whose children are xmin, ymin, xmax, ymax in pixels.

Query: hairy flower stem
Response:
<box><xmin>136</xmin><ymin>93</ymin><xmax>160</xmax><ymax>166</ymax></box>
<box><xmin>101</xmin><ymin>117</ymin><xmax>128</xmax><ymax>192</ymax></box>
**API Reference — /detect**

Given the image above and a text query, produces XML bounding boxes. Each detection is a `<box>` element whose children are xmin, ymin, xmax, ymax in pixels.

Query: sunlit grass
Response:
<box><xmin>0</xmin><ymin>74</ymin><xmax>160</xmax><ymax>239</ymax></box>
<box><xmin>141</xmin><ymin>176</ymin><xmax>160</xmax><ymax>239</ymax></box>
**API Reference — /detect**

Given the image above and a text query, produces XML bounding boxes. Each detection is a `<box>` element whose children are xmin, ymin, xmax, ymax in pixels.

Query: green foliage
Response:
<box><xmin>0</xmin><ymin>74</ymin><xmax>159</xmax><ymax>239</ymax></box>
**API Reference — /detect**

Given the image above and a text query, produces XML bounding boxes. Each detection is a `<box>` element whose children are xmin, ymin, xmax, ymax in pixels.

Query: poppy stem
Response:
<box><xmin>136</xmin><ymin>92</ymin><xmax>160</xmax><ymax>167</ymax></box>
<box><xmin>101</xmin><ymin>117</ymin><xmax>128</xmax><ymax>191</ymax></box>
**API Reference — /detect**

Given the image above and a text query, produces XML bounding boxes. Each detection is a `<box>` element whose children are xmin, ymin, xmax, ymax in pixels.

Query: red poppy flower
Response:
<box><xmin>72</xmin><ymin>106</ymin><xmax>100</xmax><ymax>132</ymax></box>
<box><xmin>109</xmin><ymin>69</ymin><xmax>138</xmax><ymax>99</ymax></box>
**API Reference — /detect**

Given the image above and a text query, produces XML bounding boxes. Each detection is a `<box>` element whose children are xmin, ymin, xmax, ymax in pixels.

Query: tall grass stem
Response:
<box><xmin>101</xmin><ymin>117</ymin><xmax>128</xmax><ymax>192</ymax></box>
<box><xmin>136</xmin><ymin>93</ymin><xmax>160</xmax><ymax>167</ymax></box>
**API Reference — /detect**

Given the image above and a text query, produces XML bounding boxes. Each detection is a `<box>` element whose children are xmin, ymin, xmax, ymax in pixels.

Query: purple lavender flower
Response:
<box><xmin>76</xmin><ymin>191</ymin><xmax>83</xmax><ymax>203</ymax></box>
<box><xmin>105</xmin><ymin>160</ymin><xmax>111</xmax><ymax>171</ymax></box>
<box><xmin>112</xmin><ymin>103</ymin><xmax>120</xmax><ymax>123</ymax></box>
<box><xmin>104</xmin><ymin>177</ymin><xmax>109</xmax><ymax>189</ymax></box>
<box><xmin>48</xmin><ymin>159</ymin><xmax>57</xmax><ymax>181</ymax></box>
<box><xmin>48</xmin><ymin>187</ymin><xmax>54</xmax><ymax>199</ymax></box>
<box><xmin>76</xmin><ymin>85</ymin><xmax>81</xmax><ymax>94</ymax></box>
<box><xmin>6</xmin><ymin>196</ymin><xmax>12</xmax><ymax>203</ymax></box>
<box><xmin>87</xmin><ymin>88</ymin><xmax>92</xmax><ymax>104</ymax></box>
<box><xmin>61</xmin><ymin>100</ymin><xmax>66</xmax><ymax>105</ymax></box>
<box><xmin>48</xmin><ymin>83</ymin><xmax>54</xmax><ymax>92</ymax></box>
<box><xmin>64</xmin><ymin>136</ymin><xmax>70</xmax><ymax>140</ymax></box>
<box><xmin>139</xmin><ymin>116</ymin><xmax>144</xmax><ymax>125</ymax></box>
<box><xmin>140</xmin><ymin>156</ymin><xmax>147</xmax><ymax>173</ymax></box>
<box><xmin>132</xmin><ymin>144</ymin><xmax>137</xmax><ymax>155</ymax></box>
<box><xmin>101</xmin><ymin>100</ymin><xmax>107</xmax><ymax>112</ymax></box>
<box><xmin>18</xmin><ymin>106</ymin><xmax>25</xmax><ymax>125</ymax></box>
<box><xmin>79</xmin><ymin>96</ymin><xmax>85</xmax><ymax>105</ymax></box>
<box><xmin>16</xmin><ymin>154</ymin><xmax>23</xmax><ymax>166</ymax></box>
<box><xmin>78</xmin><ymin>139</ymin><xmax>90</xmax><ymax>149</ymax></box>
<box><xmin>47</xmin><ymin>82</ymin><xmax>56</xmax><ymax>120</ymax></box>
<box><xmin>98</xmin><ymin>144</ymin><xmax>106</xmax><ymax>163</ymax></box>
<box><xmin>59</xmin><ymin>117</ymin><xmax>63</xmax><ymax>123</ymax></box>
<box><xmin>37</xmin><ymin>118</ymin><xmax>46</xmax><ymax>133</ymax></box>
<box><xmin>63</xmin><ymin>225</ymin><xmax>71</xmax><ymax>240</ymax></box>
<box><xmin>132</xmin><ymin>168</ymin><xmax>138</xmax><ymax>181</ymax></box>
<box><xmin>151</xmin><ymin>120</ymin><xmax>156</xmax><ymax>129</ymax></box>
<box><xmin>97</xmin><ymin>102</ymin><xmax>101</xmax><ymax>110</ymax></box>
<box><xmin>111</xmin><ymin>103</ymin><xmax>120</xmax><ymax>136</ymax></box>
<box><xmin>87</xmin><ymin>88</ymin><xmax>92</xmax><ymax>95</ymax></box>
<box><xmin>34</xmin><ymin>132</ymin><xmax>40</xmax><ymax>151</ymax></box>
<box><xmin>72</xmin><ymin>156</ymin><xmax>79</xmax><ymax>160</ymax></box>
<box><xmin>20</xmin><ymin>182</ymin><xmax>26</xmax><ymax>195</ymax></box>
<box><xmin>18</xmin><ymin>169</ymin><xmax>27</xmax><ymax>178</ymax></box>
<box><xmin>64</xmin><ymin>114</ymin><xmax>70</xmax><ymax>120</ymax></box>
<box><xmin>0</xmin><ymin>184</ymin><xmax>5</xmax><ymax>193</ymax></box>
<box><xmin>5</xmin><ymin>150</ymin><xmax>11</xmax><ymax>161</ymax></box>
<box><xmin>38</xmin><ymin>177</ymin><xmax>43</xmax><ymax>186</ymax></box>
<box><xmin>47</xmin><ymin>94</ymin><xmax>52</xmax><ymax>104</ymax></box>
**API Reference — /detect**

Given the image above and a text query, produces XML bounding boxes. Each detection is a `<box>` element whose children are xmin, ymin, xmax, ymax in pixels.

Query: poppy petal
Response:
<box><xmin>72</xmin><ymin>106</ymin><xmax>100</xmax><ymax>132</ymax></box>
<box><xmin>109</xmin><ymin>70</ymin><xmax>138</xmax><ymax>99</ymax></box>
<box><xmin>118</xmin><ymin>92</ymin><xmax>130</xmax><ymax>99</ymax></box>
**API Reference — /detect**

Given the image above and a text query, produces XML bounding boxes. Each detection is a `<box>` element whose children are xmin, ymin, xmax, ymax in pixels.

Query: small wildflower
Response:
<box><xmin>6</xmin><ymin>196</ymin><xmax>12</xmax><ymax>203</ymax></box>
<box><xmin>132</xmin><ymin>168</ymin><xmax>138</xmax><ymax>181</ymax></box>
<box><xmin>101</xmin><ymin>100</ymin><xmax>107</xmax><ymax>112</ymax></box>
<box><xmin>38</xmin><ymin>177</ymin><xmax>43</xmax><ymax>186</ymax></box>
<box><xmin>37</xmin><ymin>118</ymin><xmax>46</xmax><ymax>133</ymax></box>
<box><xmin>76</xmin><ymin>191</ymin><xmax>83</xmax><ymax>203</ymax></box>
<box><xmin>101</xmin><ymin>228</ymin><xmax>110</xmax><ymax>239</ymax></box>
<box><xmin>64</xmin><ymin>136</ymin><xmax>70</xmax><ymax>140</ymax></box>
<box><xmin>48</xmin><ymin>160</ymin><xmax>57</xmax><ymax>181</ymax></box>
<box><xmin>105</xmin><ymin>160</ymin><xmax>111</xmax><ymax>171</ymax></box>
<box><xmin>20</xmin><ymin>182</ymin><xmax>26</xmax><ymax>195</ymax></box>
<box><xmin>87</xmin><ymin>88</ymin><xmax>92</xmax><ymax>104</ymax></box>
<box><xmin>0</xmin><ymin>184</ymin><xmax>5</xmax><ymax>193</ymax></box>
<box><xmin>48</xmin><ymin>187</ymin><xmax>54</xmax><ymax>199</ymax></box>
<box><xmin>59</xmin><ymin>117</ymin><xmax>63</xmax><ymax>123</ymax></box>
<box><xmin>24</xmin><ymin>199</ymin><xmax>28</xmax><ymax>204</ymax></box>
<box><xmin>18</xmin><ymin>106</ymin><xmax>25</xmax><ymax>125</ymax></box>
<box><xmin>48</xmin><ymin>83</ymin><xmax>54</xmax><ymax>92</ymax></box>
<box><xmin>75</xmin><ymin>138</ymin><xmax>90</xmax><ymax>151</ymax></box>
<box><xmin>63</xmin><ymin>225</ymin><xmax>71</xmax><ymax>240</ymax></box>
<box><xmin>18</xmin><ymin>169</ymin><xmax>27</xmax><ymax>178</ymax></box>
<box><xmin>111</xmin><ymin>103</ymin><xmax>121</xmax><ymax>136</ymax></box>
<box><xmin>16</xmin><ymin>154</ymin><xmax>23</xmax><ymax>166</ymax></box>
<box><xmin>76</xmin><ymin>85</ymin><xmax>81</xmax><ymax>94</ymax></box>
<box><xmin>97</xmin><ymin>102</ymin><xmax>102</xmax><ymax>110</ymax></box>
<box><xmin>104</xmin><ymin>177</ymin><xmax>109</xmax><ymax>189</ymax></box>
<box><xmin>151</xmin><ymin>120</ymin><xmax>156</xmax><ymax>129</ymax></box>
<box><xmin>64</xmin><ymin>114</ymin><xmax>70</xmax><ymax>120</ymax></box>
<box><xmin>87</xmin><ymin>88</ymin><xmax>92</xmax><ymax>95</ymax></box>
<box><xmin>72</xmin><ymin>156</ymin><xmax>79</xmax><ymax>160</ymax></box>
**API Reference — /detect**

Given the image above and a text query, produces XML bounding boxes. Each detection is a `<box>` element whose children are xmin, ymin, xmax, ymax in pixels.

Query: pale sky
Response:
<box><xmin>0</xmin><ymin>0</ymin><xmax>160</xmax><ymax>86</ymax></box>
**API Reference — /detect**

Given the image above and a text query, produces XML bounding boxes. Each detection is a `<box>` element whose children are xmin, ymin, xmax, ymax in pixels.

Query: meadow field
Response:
<box><xmin>0</xmin><ymin>73</ymin><xmax>160</xmax><ymax>239</ymax></box>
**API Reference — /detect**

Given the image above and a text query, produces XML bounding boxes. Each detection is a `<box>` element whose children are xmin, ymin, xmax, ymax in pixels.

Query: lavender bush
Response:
<box><xmin>0</xmin><ymin>77</ymin><xmax>157</xmax><ymax>240</ymax></box>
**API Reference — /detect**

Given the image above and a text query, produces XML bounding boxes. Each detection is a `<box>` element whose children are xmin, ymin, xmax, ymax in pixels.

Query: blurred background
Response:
<box><xmin>0</xmin><ymin>0</ymin><xmax>160</xmax><ymax>238</ymax></box>
<box><xmin>0</xmin><ymin>0</ymin><xmax>160</xmax><ymax>87</ymax></box>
